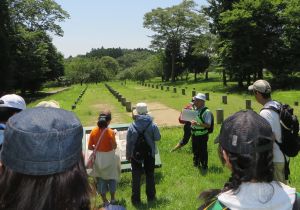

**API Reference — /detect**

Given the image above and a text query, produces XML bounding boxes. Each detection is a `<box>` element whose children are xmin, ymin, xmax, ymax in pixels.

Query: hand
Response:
<box><xmin>191</xmin><ymin>120</ymin><xmax>197</xmax><ymax>126</ymax></box>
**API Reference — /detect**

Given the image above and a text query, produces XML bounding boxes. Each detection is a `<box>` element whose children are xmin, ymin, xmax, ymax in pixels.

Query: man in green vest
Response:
<box><xmin>191</xmin><ymin>93</ymin><xmax>212</xmax><ymax>172</ymax></box>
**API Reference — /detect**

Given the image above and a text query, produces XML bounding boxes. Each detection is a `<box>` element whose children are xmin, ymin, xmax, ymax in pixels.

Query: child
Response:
<box><xmin>88</xmin><ymin>110</ymin><xmax>121</xmax><ymax>207</ymax></box>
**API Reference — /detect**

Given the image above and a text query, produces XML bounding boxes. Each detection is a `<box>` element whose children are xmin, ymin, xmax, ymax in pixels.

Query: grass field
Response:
<box><xmin>28</xmin><ymin>75</ymin><xmax>300</xmax><ymax>209</ymax></box>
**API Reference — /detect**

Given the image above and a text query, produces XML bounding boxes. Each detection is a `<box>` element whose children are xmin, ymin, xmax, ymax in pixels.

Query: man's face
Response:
<box><xmin>194</xmin><ymin>99</ymin><xmax>204</xmax><ymax>108</ymax></box>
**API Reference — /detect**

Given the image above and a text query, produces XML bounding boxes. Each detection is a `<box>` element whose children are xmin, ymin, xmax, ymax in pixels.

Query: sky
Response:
<box><xmin>52</xmin><ymin>0</ymin><xmax>208</xmax><ymax>57</ymax></box>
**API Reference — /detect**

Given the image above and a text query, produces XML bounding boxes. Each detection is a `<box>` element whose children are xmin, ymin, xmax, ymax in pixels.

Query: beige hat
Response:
<box><xmin>36</xmin><ymin>100</ymin><xmax>60</xmax><ymax>108</ymax></box>
<box><xmin>248</xmin><ymin>80</ymin><xmax>271</xmax><ymax>94</ymax></box>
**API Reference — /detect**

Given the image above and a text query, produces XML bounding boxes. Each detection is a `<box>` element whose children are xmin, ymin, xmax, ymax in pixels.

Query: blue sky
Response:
<box><xmin>52</xmin><ymin>0</ymin><xmax>208</xmax><ymax>57</ymax></box>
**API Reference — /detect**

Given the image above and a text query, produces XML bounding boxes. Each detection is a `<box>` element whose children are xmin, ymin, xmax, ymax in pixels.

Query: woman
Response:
<box><xmin>88</xmin><ymin>110</ymin><xmax>120</xmax><ymax>207</ymax></box>
<box><xmin>199</xmin><ymin>110</ymin><xmax>298</xmax><ymax>210</ymax></box>
<box><xmin>0</xmin><ymin>107</ymin><xmax>91</xmax><ymax>210</ymax></box>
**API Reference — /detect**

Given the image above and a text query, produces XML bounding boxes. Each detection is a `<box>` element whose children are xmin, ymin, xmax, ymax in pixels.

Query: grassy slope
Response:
<box><xmin>28</xmin><ymin>75</ymin><xmax>300</xmax><ymax>209</ymax></box>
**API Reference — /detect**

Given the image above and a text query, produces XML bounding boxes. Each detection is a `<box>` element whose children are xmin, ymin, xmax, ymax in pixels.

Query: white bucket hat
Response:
<box><xmin>133</xmin><ymin>102</ymin><xmax>148</xmax><ymax>115</ymax></box>
<box><xmin>194</xmin><ymin>93</ymin><xmax>206</xmax><ymax>101</ymax></box>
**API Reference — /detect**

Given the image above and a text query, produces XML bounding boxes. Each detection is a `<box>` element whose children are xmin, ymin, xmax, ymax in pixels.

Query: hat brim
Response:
<box><xmin>248</xmin><ymin>85</ymin><xmax>254</xmax><ymax>91</ymax></box>
<box><xmin>194</xmin><ymin>97</ymin><xmax>206</xmax><ymax>101</ymax></box>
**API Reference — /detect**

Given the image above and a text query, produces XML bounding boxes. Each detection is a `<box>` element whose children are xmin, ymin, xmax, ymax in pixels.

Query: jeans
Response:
<box><xmin>192</xmin><ymin>134</ymin><xmax>208</xmax><ymax>168</ymax></box>
<box><xmin>131</xmin><ymin>155</ymin><xmax>156</xmax><ymax>202</ymax></box>
<box><xmin>97</xmin><ymin>178</ymin><xmax>117</xmax><ymax>194</ymax></box>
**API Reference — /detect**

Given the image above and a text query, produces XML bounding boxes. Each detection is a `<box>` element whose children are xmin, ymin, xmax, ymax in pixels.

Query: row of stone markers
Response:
<box><xmin>72</xmin><ymin>86</ymin><xmax>88</xmax><ymax>110</ymax></box>
<box><xmin>105</xmin><ymin>84</ymin><xmax>132</xmax><ymax>112</ymax></box>
<box><xmin>137</xmin><ymin>82</ymin><xmax>258</xmax><ymax>124</ymax></box>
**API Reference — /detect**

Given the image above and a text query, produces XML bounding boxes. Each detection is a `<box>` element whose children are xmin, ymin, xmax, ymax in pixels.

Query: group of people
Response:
<box><xmin>0</xmin><ymin>78</ymin><xmax>298</xmax><ymax>210</ymax></box>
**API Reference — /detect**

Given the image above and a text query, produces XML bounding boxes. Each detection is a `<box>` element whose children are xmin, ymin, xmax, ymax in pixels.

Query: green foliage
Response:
<box><xmin>204</xmin><ymin>0</ymin><xmax>300</xmax><ymax>87</ymax></box>
<box><xmin>0</xmin><ymin>0</ymin><xmax>68</xmax><ymax>94</ymax></box>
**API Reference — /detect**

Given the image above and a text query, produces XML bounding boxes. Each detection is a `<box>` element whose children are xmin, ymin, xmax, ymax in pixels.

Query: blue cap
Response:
<box><xmin>1</xmin><ymin>107</ymin><xmax>83</xmax><ymax>175</ymax></box>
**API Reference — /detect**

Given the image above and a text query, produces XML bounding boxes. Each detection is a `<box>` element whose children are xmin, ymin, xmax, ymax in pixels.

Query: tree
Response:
<box><xmin>144</xmin><ymin>0</ymin><xmax>207</xmax><ymax>82</ymax></box>
<box><xmin>8</xmin><ymin>0</ymin><xmax>69</xmax><ymax>36</ymax></box>
<box><xmin>0</xmin><ymin>0</ymin><xmax>14</xmax><ymax>93</ymax></box>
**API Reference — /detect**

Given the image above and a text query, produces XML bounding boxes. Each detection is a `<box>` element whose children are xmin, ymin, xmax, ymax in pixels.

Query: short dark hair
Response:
<box><xmin>254</xmin><ymin>90</ymin><xmax>271</xmax><ymax>99</ymax></box>
<box><xmin>0</xmin><ymin>107</ymin><xmax>22</xmax><ymax>122</ymax></box>
<box><xmin>97</xmin><ymin>110</ymin><xmax>112</xmax><ymax>128</ymax></box>
<box><xmin>0</xmin><ymin>157</ymin><xmax>91</xmax><ymax>210</ymax></box>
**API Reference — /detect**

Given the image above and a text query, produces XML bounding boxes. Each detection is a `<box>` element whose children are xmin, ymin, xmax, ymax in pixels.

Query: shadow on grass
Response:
<box><xmin>200</xmin><ymin>164</ymin><xmax>223</xmax><ymax>176</ymax></box>
<box><xmin>132</xmin><ymin>197</ymin><xmax>169</xmax><ymax>210</ymax></box>
<box><xmin>23</xmin><ymin>87</ymin><xmax>70</xmax><ymax>103</ymax></box>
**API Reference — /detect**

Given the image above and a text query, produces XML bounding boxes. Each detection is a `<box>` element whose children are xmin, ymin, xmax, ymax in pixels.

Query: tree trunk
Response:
<box><xmin>223</xmin><ymin>69</ymin><xmax>227</xmax><ymax>86</ymax></box>
<box><xmin>258</xmin><ymin>69</ymin><xmax>263</xmax><ymax>79</ymax></box>
<box><xmin>238</xmin><ymin>75</ymin><xmax>243</xmax><ymax>88</ymax></box>
<box><xmin>171</xmin><ymin>53</ymin><xmax>175</xmax><ymax>82</ymax></box>
<box><xmin>205</xmin><ymin>71</ymin><xmax>208</xmax><ymax>80</ymax></box>
<box><xmin>194</xmin><ymin>72</ymin><xmax>197</xmax><ymax>81</ymax></box>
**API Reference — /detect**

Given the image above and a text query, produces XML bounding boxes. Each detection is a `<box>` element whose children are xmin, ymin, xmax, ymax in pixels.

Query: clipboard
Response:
<box><xmin>180</xmin><ymin>109</ymin><xmax>198</xmax><ymax>122</ymax></box>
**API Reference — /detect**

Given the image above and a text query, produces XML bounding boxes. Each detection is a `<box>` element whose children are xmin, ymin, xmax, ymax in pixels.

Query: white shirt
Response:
<box><xmin>218</xmin><ymin>181</ymin><xmax>296</xmax><ymax>210</ymax></box>
<box><xmin>260</xmin><ymin>101</ymin><xmax>284</xmax><ymax>163</ymax></box>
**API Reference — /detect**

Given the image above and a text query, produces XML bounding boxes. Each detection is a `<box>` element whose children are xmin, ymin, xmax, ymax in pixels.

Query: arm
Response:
<box><xmin>88</xmin><ymin>129</ymin><xmax>95</xmax><ymax>150</ymax></box>
<box><xmin>152</xmin><ymin>124</ymin><xmax>161</xmax><ymax>141</ymax></box>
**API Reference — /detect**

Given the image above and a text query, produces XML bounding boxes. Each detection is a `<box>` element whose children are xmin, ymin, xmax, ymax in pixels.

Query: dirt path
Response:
<box><xmin>126</xmin><ymin>102</ymin><xmax>181</xmax><ymax>127</ymax></box>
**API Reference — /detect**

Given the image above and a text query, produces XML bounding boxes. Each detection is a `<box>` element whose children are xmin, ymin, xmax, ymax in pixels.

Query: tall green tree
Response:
<box><xmin>144</xmin><ymin>0</ymin><xmax>207</xmax><ymax>82</ymax></box>
<box><xmin>0</xmin><ymin>0</ymin><xmax>14</xmax><ymax>93</ymax></box>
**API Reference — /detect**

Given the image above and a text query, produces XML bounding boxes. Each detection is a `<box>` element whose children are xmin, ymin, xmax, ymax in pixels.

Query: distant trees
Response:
<box><xmin>0</xmin><ymin>0</ymin><xmax>69</xmax><ymax>94</ymax></box>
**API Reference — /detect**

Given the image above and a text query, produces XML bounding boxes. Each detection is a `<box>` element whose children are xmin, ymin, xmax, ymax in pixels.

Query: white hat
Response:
<box><xmin>134</xmin><ymin>102</ymin><xmax>148</xmax><ymax>115</ymax></box>
<box><xmin>36</xmin><ymin>100</ymin><xmax>60</xmax><ymax>108</ymax></box>
<box><xmin>194</xmin><ymin>93</ymin><xmax>206</xmax><ymax>101</ymax></box>
<box><xmin>248</xmin><ymin>80</ymin><xmax>271</xmax><ymax>94</ymax></box>
<box><xmin>0</xmin><ymin>94</ymin><xmax>26</xmax><ymax>110</ymax></box>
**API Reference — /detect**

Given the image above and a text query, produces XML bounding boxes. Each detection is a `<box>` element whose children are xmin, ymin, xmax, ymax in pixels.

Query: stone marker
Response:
<box><xmin>222</xmin><ymin>95</ymin><xmax>227</xmax><ymax>104</ymax></box>
<box><xmin>216</xmin><ymin>109</ymin><xmax>224</xmax><ymax>124</ymax></box>
<box><xmin>246</xmin><ymin>99</ymin><xmax>252</xmax><ymax>109</ymax></box>
<box><xmin>126</xmin><ymin>101</ymin><xmax>132</xmax><ymax>112</ymax></box>
<box><xmin>205</xmin><ymin>93</ymin><xmax>210</xmax><ymax>101</ymax></box>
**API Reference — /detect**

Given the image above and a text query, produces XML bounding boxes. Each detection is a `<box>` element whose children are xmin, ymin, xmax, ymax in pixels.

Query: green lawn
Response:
<box><xmin>27</xmin><ymin>77</ymin><xmax>300</xmax><ymax>209</ymax></box>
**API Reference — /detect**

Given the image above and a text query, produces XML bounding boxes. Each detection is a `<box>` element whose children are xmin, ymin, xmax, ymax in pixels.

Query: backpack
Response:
<box><xmin>132</xmin><ymin>122</ymin><xmax>152</xmax><ymax>161</ymax></box>
<box><xmin>199</xmin><ymin>107</ymin><xmax>214</xmax><ymax>134</ymax></box>
<box><xmin>263</xmin><ymin>103</ymin><xmax>300</xmax><ymax>157</ymax></box>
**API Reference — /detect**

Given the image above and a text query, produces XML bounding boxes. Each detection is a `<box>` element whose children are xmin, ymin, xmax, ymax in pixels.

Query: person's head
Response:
<box><xmin>248</xmin><ymin>80</ymin><xmax>272</xmax><ymax>104</ymax></box>
<box><xmin>36</xmin><ymin>100</ymin><xmax>60</xmax><ymax>108</ymax></box>
<box><xmin>0</xmin><ymin>107</ymin><xmax>91</xmax><ymax>210</ymax></box>
<box><xmin>133</xmin><ymin>102</ymin><xmax>149</xmax><ymax>116</ymax></box>
<box><xmin>193</xmin><ymin>93</ymin><xmax>206</xmax><ymax>108</ymax></box>
<box><xmin>0</xmin><ymin>94</ymin><xmax>26</xmax><ymax>123</ymax></box>
<box><xmin>97</xmin><ymin>110</ymin><xmax>112</xmax><ymax>128</ymax></box>
<box><xmin>216</xmin><ymin>110</ymin><xmax>274</xmax><ymax>192</ymax></box>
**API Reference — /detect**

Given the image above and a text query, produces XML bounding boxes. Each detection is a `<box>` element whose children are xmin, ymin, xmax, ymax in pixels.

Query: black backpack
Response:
<box><xmin>263</xmin><ymin>103</ymin><xmax>300</xmax><ymax>157</ymax></box>
<box><xmin>132</xmin><ymin>122</ymin><xmax>152</xmax><ymax>161</ymax></box>
<box><xmin>199</xmin><ymin>107</ymin><xmax>214</xmax><ymax>134</ymax></box>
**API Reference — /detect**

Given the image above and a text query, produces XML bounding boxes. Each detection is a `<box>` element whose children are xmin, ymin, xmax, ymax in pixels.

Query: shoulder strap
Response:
<box><xmin>293</xmin><ymin>192</ymin><xmax>300</xmax><ymax>210</ymax></box>
<box><xmin>92</xmin><ymin>128</ymin><xmax>108</xmax><ymax>153</ymax></box>
<box><xmin>199</xmin><ymin>107</ymin><xmax>209</xmax><ymax>122</ymax></box>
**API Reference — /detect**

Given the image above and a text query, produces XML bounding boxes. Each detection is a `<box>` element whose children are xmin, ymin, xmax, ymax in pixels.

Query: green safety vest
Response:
<box><xmin>191</xmin><ymin>107</ymin><xmax>210</xmax><ymax>136</ymax></box>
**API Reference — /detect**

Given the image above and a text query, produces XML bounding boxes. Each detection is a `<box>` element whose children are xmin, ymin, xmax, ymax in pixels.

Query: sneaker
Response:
<box><xmin>110</xmin><ymin>199</ymin><xmax>117</xmax><ymax>205</ymax></box>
